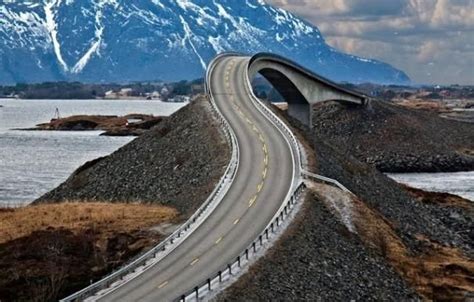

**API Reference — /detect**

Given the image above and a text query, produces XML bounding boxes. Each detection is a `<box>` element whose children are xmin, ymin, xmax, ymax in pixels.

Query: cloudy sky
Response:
<box><xmin>267</xmin><ymin>0</ymin><xmax>474</xmax><ymax>85</ymax></box>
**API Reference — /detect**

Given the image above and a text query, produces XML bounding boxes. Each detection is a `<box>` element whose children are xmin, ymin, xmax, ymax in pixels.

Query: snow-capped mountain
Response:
<box><xmin>0</xmin><ymin>0</ymin><xmax>410</xmax><ymax>84</ymax></box>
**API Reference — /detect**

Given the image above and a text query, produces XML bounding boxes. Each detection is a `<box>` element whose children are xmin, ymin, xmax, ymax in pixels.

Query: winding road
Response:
<box><xmin>96</xmin><ymin>56</ymin><xmax>298</xmax><ymax>301</ymax></box>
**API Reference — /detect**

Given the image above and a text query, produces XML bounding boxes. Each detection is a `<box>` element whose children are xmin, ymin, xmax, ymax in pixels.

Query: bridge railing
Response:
<box><xmin>175</xmin><ymin>55</ymin><xmax>307</xmax><ymax>302</ymax></box>
<box><xmin>176</xmin><ymin>181</ymin><xmax>305</xmax><ymax>302</ymax></box>
<box><xmin>59</xmin><ymin>56</ymin><xmax>240</xmax><ymax>302</ymax></box>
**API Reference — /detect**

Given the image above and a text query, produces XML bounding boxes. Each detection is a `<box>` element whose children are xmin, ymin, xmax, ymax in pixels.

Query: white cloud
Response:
<box><xmin>266</xmin><ymin>0</ymin><xmax>474</xmax><ymax>84</ymax></box>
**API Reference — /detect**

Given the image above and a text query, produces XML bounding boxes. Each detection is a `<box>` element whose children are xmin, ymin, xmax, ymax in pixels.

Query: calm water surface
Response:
<box><xmin>388</xmin><ymin>172</ymin><xmax>474</xmax><ymax>201</ymax></box>
<box><xmin>0</xmin><ymin>99</ymin><xmax>185</xmax><ymax>206</ymax></box>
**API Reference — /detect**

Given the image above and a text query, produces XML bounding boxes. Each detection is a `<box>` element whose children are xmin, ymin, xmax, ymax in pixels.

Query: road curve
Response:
<box><xmin>97</xmin><ymin>56</ymin><xmax>297</xmax><ymax>301</ymax></box>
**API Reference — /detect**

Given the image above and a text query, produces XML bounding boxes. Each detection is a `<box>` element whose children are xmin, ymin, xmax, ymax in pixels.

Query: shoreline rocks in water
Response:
<box><xmin>15</xmin><ymin>114</ymin><xmax>164</xmax><ymax>136</ymax></box>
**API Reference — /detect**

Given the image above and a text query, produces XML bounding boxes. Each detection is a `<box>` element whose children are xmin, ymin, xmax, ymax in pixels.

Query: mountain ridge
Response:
<box><xmin>0</xmin><ymin>0</ymin><xmax>410</xmax><ymax>84</ymax></box>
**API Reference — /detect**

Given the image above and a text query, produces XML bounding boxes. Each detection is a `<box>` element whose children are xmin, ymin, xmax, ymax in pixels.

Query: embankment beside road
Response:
<box><xmin>0</xmin><ymin>96</ymin><xmax>230</xmax><ymax>301</ymax></box>
<box><xmin>310</xmin><ymin>100</ymin><xmax>474</xmax><ymax>172</ymax></box>
<box><xmin>35</xmin><ymin>97</ymin><xmax>230</xmax><ymax>217</ymax></box>
<box><xmin>218</xmin><ymin>102</ymin><xmax>473</xmax><ymax>301</ymax></box>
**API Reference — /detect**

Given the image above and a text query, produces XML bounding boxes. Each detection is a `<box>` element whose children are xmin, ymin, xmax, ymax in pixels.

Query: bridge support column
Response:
<box><xmin>287</xmin><ymin>103</ymin><xmax>311</xmax><ymax>126</ymax></box>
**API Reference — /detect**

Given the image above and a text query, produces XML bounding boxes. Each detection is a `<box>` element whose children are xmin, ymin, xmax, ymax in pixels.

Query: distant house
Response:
<box><xmin>145</xmin><ymin>91</ymin><xmax>162</xmax><ymax>101</ymax></box>
<box><xmin>119</xmin><ymin>88</ymin><xmax>133</xmax><ymax>97</ymax></box>
<box><xmin>104</xmin><ymin>90</ymin><xmax>118</xmax><ymax>99</ymax></box>
<box><xmin>168</xmin><ymin>95</ymin><xmax>190</xmax><ymax>103</ymax></box>
<box><xmin>161</xmin><ymin>86</ymin><xmax>170</xmax><ymax>97</ymax></box>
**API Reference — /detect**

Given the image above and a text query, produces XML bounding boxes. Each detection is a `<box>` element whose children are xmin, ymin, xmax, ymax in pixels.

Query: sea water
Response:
<box><xmin>0</xmin><ymin>99</ymin><xmax>185</xmax><ymax>206</ymax></box>
<box><xmin>388</xmin><ymin>172</ymin><xmax>474</xmax><ymax>201</ymax></box>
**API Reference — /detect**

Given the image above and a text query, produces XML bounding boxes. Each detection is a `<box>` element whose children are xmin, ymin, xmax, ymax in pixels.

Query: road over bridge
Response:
<box><xmin>62</xmin><ymin>53</ymin><xmax>365</xmax><ymax>302</ymax></box>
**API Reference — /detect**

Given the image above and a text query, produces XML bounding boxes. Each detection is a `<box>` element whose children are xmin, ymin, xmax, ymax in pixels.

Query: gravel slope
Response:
<box><xmin>218</xmin><ymin>102</ymin><xmax>473</xmax><ymax>301</ymax></box>
<box><xmin>217</xmin><ymin>193</ymin><xmax>417</xmax><ymax>301</ymax></box>
<box><xmin>311</xmin><ymin>100</ymin><xmax>474</xmax><ymax>172</ymax></box>
<box><xmin>35</xmin><ymin>97</ymin><xmax>230</xmax><ymax>217</ymax></box>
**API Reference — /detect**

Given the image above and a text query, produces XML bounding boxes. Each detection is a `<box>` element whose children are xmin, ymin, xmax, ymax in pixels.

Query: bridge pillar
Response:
<box><xmin>287</xmin><ymin>103</ymin><xmax>311</xmax><ymax>126</ymax></box>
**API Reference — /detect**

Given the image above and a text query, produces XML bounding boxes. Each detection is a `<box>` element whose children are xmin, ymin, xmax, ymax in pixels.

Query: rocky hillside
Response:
<box><xmin>36</xmin><ymin>97</ymin><xmax>230</xmax><ymax>217</ymax></box>
<box><xmin>0</xmin><ymin>0</ymin><xmax>409</xmax><ymax>84</ymax></box>
<box><xmin>218</xmin><ymin>105</ymin><xmax>473</xmax><ymax>301</ymax></box>
<box><xmin>310</xmin><ymin>100</ymin><xmax>474</xmax><ymax>172</ymax></box>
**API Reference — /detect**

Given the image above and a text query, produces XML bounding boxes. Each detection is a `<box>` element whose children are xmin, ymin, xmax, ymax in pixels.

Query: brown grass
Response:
<box><xmin>0</xmin><ymin>202</ymin><xmax>179</xmax><ymax>244</ymax></box>
<box><xmin>309</xmin><ymin>183</ymin><xmax>474</xmax><ymax>301</ymax></box>
<box><xmin>402</xmin><ymin>184</ymin><xmax>474</xmax><ymax>210</ymax></box>
<box><xmin>350</xmin><ymin>195</ymin><xmax>474</xmax><ymax>301</ymax></box>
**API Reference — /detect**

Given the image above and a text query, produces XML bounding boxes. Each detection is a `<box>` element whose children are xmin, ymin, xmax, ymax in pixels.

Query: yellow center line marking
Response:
<box><xmin>257</xmin><ymin>183</ymin><xmax>263</xmax><ymax>193</ymax></box>
<box><xmin>215</xmin><ymin>237</ymin><xmax>223</xmax><ymax>245</ymax></box>
<box><xmin>263</xmin><ymin>144</ymin><xmax>268</xmax><ymax>154</ymax></box>
<box><xmin>190</xmin><ymin>258</ymin><xmax>200</xmax><ymax>266</ymax></box>
<box><xmin>158</xmin><ymin>281</ymin><xmax>169</xmax><ymax>289</ymax></box>
<box><xmin>248</xmin><ymin>195</ymin><xmax>257</xmax><ymax>207</ymax></box>
<box><xmin>263</xmin><ymin>167</ymin><xmax>267</xmax><ymax>178</ymax></box>
<box><xmin>253</xmin><ymin>125</ymin><xmax>259</xmax><ymax>133</ymax></box>
<box><xmin>264</xmin><ymin>155</ymin><xmax>268</xmax><ymax>165</ymax></box>
<box><xmin>233</xmin><ymin>218</ymin><xmax>240</xmax><ymax>225</ymax></box>
<box><xmin>259</xmin><ymin>134</ymin><xmax>265</xmax><ymax>142</ymax></box>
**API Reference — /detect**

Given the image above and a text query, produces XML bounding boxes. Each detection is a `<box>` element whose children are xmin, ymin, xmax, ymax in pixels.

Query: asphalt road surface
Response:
<box><xmin>98</xmin><ymin>56</ymin><xmax>296</xmax><ymax>301</ymax></box>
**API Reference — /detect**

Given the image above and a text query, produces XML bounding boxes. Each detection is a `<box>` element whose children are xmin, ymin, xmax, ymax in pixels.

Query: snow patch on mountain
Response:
<box><xmin>0</xmin><ymin>0</ymin><xmax>410</xmax><ymax>84</ymax></box>
<box><xmin>44</xmin><ymin>0</ymin><xmax>68</xmax><ymax>71</ymax></box>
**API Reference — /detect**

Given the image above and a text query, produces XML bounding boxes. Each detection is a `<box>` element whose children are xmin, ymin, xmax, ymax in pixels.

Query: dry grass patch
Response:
<box><xmin>0</xmin><ymin>202</ymin><xmax>179</xmax><ymax>244</ymax></box>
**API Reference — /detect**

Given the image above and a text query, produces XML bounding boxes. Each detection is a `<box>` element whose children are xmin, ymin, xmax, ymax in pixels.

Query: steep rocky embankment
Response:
<box><xmin>218</xmin><ymin>101</ymin><xmax>473</xmax><ymax>301</ymax></box>
<box><xmin>36</xmin><ymin>97</ymin><xmax>230</xmax><ymax>217</ymax></box>
<box><xmin>311</xmin><ymin>100</ymin><xmax>474</xmax><ymax>172</ymax></box>
<box><xmin>0</xmin><ymin>97</ymin><xmax>230</xmax><ymax>301</ymax></box>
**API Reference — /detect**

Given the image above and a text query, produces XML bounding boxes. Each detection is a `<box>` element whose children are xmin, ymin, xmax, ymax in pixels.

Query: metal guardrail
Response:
<box><xmin>177</xmin><ymin>54</ymin><xmax>355</xmax><ymax>302</ymax></box>
<box><xmin>302</xmin><ymin>170</ymin><xmax>353</xmax><ymax>194</ymax></box>
<box><xmin>176</xmin><ymin>55</ymin><xmax>306</xmax><ymax>302</ymax></box>
<box><xmin>60</xmin><ymin>56</ymin><xmax>241</xmax><ymax>302</ymax></box>
<box><xmin>61</xmin><ymin>52</ymin><xmax>352</xmax><ymax>302</ymax></box>
<box><xmin>177</xmin><ymin>182</ymin><xmax>305</xmax><ymax>302</ymax></box>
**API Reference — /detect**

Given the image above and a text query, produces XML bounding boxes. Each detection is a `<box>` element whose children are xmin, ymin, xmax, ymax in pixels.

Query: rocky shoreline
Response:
<box><xmin>34</xmin><ymin>97</ymin><xmax>230</xmax><ymax>217</ymax></box>
<box><xmin>0</xmin><ymin>97</ymin><xmax>230</xmax><ymax>301</ymax></box>
<box><xmin>16</xmin><ymin>114</ymin><xmax>164</xmax><ymax>136</ymax></box>
<box><xmin>2</xmin><ymin>97</ymin><xmax>472</xmax><ymax>301</ymax></box>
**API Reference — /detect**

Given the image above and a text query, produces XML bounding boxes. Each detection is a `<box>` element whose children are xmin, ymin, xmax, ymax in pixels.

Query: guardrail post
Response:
<box><xmin>276</xmin><ymin>217</ymin><xmax>279</xmax><ymax>226</ymax></box>
<box><xmin>253</xmin><ymin>242</ymin><xmax>256</xmax><ymax>253</ymax></box>
<box><xmin>195</xmin><ymin>286</ymin><xmax>199</xmax><ymax>300</ymax></box>
<box><xmin>228</xmin><ymin>264</ymin><xmax>232</xmax><ymax>275</ymax></box>
<box><xmin>219</xmin><ymin>271</ymin><xmax>222</xmax><ymax>282</ymax></box>
<box><xmin>271</xmin><ymin>223</ymin><xmax>274</xmax><ymax>233</ymax></box>
<box><xmin>181</xmin><ymin>295</ymin><xmax>186</xmax><ymax>302</ymax></box>
<box><xmin>245</xmin><ymin>249</ymin><xmax>249</xmax><ymax>260</ymax></box>
<box><xmin>208</xmin><ymin>278</ymin><xmax>211</xmax><ymax>291</ymax></box>
<box><xmin>237</xmin><ymin>256</ymin><xmax>241</xmax><ymax>268</ymax></box>
<box><xmin>284</xmin><ymin>205</ymin><xmax>288</xmax><ymax>215</ymax></box>
<box><xmin>265</xmin><ymin>229</ymin><xmax>269</xmax><ymax>239</ymax></box>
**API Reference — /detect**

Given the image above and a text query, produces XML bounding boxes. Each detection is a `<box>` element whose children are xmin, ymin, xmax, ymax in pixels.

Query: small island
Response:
<box><xmin>16</xmin><ymin>114</ymin><xmax>164</xmax><ymax>136</ymax></box>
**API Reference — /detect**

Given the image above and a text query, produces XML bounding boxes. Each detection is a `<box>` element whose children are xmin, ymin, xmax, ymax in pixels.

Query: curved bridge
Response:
<box><xmin>249</xmin><ymin>53</ymin><xmax>367</xmax><ymax>126</ymax></box>
<box><xmin>61</xmin><ymin>53</ymin><xmax>363</xmax><ymax>302</ymax></box>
